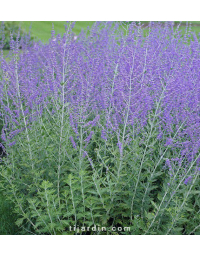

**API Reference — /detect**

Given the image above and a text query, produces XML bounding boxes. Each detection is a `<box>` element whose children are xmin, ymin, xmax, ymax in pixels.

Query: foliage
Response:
<box><xmin>0</xmin><ymin>190</ymin><xmax>18</xmax><ymax>234</ymax></box>
<box><xmin>0</xmin><ymin>21</ymin><xmax>199</xmax><ymax>235</ymax></box>
<box><xmin>0</xmin><ymin>21</ymin><xmax>34</xmax><ymax>50</ymax></box>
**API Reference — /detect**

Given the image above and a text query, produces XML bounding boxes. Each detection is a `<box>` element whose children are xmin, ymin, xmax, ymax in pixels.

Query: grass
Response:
<box><xmin>19</xmin><ymin>21</ymin><xmax>95</xmax><ymax>43</ymax></box>
<box><xmin>3</xmin><ymin>21</ymin><xmax>200</xmax><ymax>45</ymax></box>
<box><xmin>20</xmin><ymin>21</ymin><xmax>200</xmax><ymax>42</ymax></box>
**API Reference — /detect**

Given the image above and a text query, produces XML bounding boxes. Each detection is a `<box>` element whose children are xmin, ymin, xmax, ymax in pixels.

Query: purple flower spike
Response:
<box><xmin>69</xmin><ymin>136</ymin><xmax>77</xmax><ymax>149</ymax></box>
<box><xmin>184</xmin><ymin>176</ymin><xmax>192</xmax><ymax>185</ymax></box>
<box><xmin>8</xmin><ymin>141</ymin><xmax>16</xmax><ymax>147</ymax></box>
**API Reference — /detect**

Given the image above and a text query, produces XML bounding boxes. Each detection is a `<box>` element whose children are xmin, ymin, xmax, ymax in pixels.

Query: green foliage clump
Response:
<box><xmin>0</xmin><ymin>190</ymin><xmax>18</xmax><ymax>234</ymax></box>
<box><xmin>0</xmin><ymin>103</ymin><xmax>199</xmax><ymax>235</ymax></box>
<box><xmin>0</xmin><ymin>21</ymin><xmax>34</xmax><ymax>50</ymax></box>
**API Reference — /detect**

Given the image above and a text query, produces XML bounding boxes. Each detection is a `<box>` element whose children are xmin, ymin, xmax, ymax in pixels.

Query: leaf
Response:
<box><xmin>146</xmin><ymin>212</ymin><xmax>154</xmax><ymax>220</ymax></box>
<box><xmin>151</xmin><ymin>201</ymin><xmax>159</xmax><ymax>210</ymax></box>
<box><xmin>15</xmin><ymin>217</ymin><xmax>25</xmax><ymax>226</ymax></box>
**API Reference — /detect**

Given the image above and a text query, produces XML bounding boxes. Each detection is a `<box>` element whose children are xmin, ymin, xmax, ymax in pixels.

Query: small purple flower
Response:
<box><xmin>166</xmin><ymin>158</ymin><xmax>173</xmax><ymax>173</ymax></box>
<box><xmin>83</xmin><ymin>151</ymin><xmax>87</xmax><ymax>158</ymax></box>
<box><xmin>69</xmin><ymin>136</ymin><xmax>77</xmax><ymax>149</ymax></box>
<box><xmin>84</xmin><ymin>131</ymin><xmax>94</xmax><ymax>147</ymax></box>
<box><xmin>84</xmin><ymin>115</ymin><xmax>100</xmax><ymax>128</ymax></box>
<box><xmin>166</xmin><ymin>158</ymin><xmax>170</xmax><ymax>166</ymax></box>
<box><xmin>8</xmin><ymin>141</ymin><xmax>16</xmax><ymax>147</ymax></box>
<box><xmin>184</xmin><ymin>176</ymin><xmax>192</xmax><ymax>185</ymax></box>
<box><xmin>165</xmin><ymin>138</ymin><xmax>173</xmax><ymax>146</ymax></box>
<box><xmin>101</xmin><ymin>129</ymin><xmax>107</xmax><ymax>140</ymax></box>
<box><xmin>117</xmin><ymin>141</ymin><xmax>123</xmax><ymax>157</ymax></box>
<box><xmin>157</xmin><ymin>132</ymin><xmax>163</xmax><ymax>140</ymax></box>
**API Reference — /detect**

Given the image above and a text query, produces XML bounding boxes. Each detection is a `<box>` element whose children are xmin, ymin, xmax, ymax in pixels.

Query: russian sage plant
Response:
<box><xmin>0</xmin><ymin>21</ymin><xmax>199</xmax><ymax>234</ymax></box>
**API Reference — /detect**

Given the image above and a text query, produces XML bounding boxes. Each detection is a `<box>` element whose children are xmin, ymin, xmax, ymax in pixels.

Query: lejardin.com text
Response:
<box><xmin>69</xmin><ymin>225</ymin><xmax>131</xmax><ymax>233</ymax></box>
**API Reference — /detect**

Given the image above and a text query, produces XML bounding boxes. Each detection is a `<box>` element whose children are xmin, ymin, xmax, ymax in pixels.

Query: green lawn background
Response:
<box><xmin>10</xmin><ymin>21</ymin><xmax>200</xmax><ymax>43</ymax></box>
